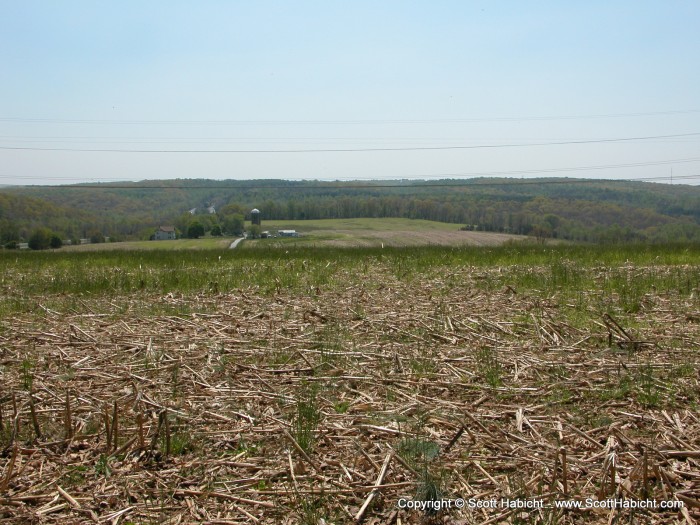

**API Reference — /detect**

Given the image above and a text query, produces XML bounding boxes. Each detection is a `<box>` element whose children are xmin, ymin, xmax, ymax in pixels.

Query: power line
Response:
<box><xmin>427</xmin><ymin>157</ymin><xmax>700</xmax><ymax>178</ymax></box>
<box><xmin>1</xmin><ymin>108</ymin><xmax>699</xmax><ymax>125</ymax></box>
<box><xmin>5</xmin><ymin>136</ymin><xmax>697</xmax><ymax>143</ymax></box>
<box><xmin>1</xmin><ymin>132</ymin><xmax>699</xmax><ymax>154</ymax></box>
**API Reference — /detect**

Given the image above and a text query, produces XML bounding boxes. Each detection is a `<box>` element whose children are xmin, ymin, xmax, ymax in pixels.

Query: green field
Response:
<box><xmin>1</xmin><ymin>243</ymin><xmax>699</xmax><ymax>524</ymax></box>
<box><xmin>54</xmin><ymin>218</ymin><xmax>526</xmax><ymax>251</ymax></box>
<box><xmin>247</xmin><ymin>217</ymin><xmax>526</xmax><ymax>248</ymax></box>
<box><xmin>262</xmin><ymin>217</ymin><xmax>465</xmax><ymax>231</ymax></box>
<box><xmin>62</xmin><ymin>236</ymin><xmax>234</xmax><ymax>251</ymax></box>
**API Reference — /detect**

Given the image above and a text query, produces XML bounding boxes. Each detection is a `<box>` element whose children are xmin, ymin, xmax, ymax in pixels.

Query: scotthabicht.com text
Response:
<box><xmin>397</xmin><ymin>497</ymin><xmax>684</xmax><ymax>512</ymax></box>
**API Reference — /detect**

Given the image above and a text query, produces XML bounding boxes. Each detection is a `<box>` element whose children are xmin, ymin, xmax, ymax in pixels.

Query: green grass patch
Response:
<box><xmin>1</xmin><ymin>243</ymin><xmax>698</xmax><ymax>316</ymax></box>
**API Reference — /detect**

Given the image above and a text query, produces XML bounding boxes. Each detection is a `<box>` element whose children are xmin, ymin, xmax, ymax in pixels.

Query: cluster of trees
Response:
<box><xmin>27</xmin><ymin>228</ymin><xmax>63</xmax><ymax>250</ymax></box>
<box><xmin>3</xmin><ymin>178</ymin><xmax>700</xmax><ymax>246</ymax></box>
<box><xmin>3</xmin><ymin>227</ymin><xmax>63</xmax><ymax>250</ymax></box>
<box><xmin>0</xmin><ymin>192</ymin><xmax>114</xmax><ymax>248</ymax></box>
<box><xmin>172</xmin><ymin>203</ymin><xmax>245</xmax><ymax>239</ymax></box>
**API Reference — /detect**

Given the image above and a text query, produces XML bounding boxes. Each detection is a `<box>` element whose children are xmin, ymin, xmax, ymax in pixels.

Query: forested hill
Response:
<box><xmin>2</xmin><ymin>178</ymin><xmax>700</xmax><ymax>244</ymax></box>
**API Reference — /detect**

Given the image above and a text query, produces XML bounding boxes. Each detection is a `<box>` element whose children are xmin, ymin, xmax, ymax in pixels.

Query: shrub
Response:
<box><xmin>49</xmin><ymin>235</ymin><xmax>63</xmax><ymax>249</ymax></box>
<box><xmin>187</xmin><ymin>221</ymin><xmax>205</xmax><ymax>239</ymax></box>
<box><xmin>28</xmin><ymin>228</ymin><xmax>52</xmax><ymax>250</ymax></box>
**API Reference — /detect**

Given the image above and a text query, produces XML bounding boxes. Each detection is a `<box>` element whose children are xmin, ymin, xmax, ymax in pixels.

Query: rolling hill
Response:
<box><xmin>2</xmin><ymin>178</ymin><xmax>700</xmax><ymax>245</ymax></box>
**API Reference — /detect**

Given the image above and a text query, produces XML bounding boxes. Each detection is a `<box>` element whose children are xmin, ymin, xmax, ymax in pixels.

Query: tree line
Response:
<box><xmin>2</xmin><ymin>178</ymin><xmax>700</xmax><ymax>248</ymax></box>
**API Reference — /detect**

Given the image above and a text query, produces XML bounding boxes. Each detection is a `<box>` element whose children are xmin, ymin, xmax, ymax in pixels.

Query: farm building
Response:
<box><xmin>251</xmin><ymin>208</ymin><xmax>261</xmax><ymax>226</ymax></box>
<box><xmin>278</xmin><ymin>230</ymin><xmax>299</xmax><ymax>237</ymax></box>
<box><xmin>154</xmin><ymin>226</ymin><xmax>176</xmax><ymax>240</ymax></box>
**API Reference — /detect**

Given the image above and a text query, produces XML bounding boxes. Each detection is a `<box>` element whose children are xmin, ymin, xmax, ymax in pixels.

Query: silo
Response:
<box><xmin>251</xmin><ymin>208</ymin><xmax>261</xmax><ymax>226</ymax></box>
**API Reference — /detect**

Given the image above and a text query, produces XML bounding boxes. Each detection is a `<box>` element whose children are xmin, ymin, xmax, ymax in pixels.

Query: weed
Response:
<box><xmin>243</xmin><ymin>440</ymin><xmax>259</xmax><ymax>456</ymax></box>
<box><xmin>170</xmin><ymin>362</ymin><xmax>181</xmax><ymax>399</ymax></box>
<box><xmin>546</xmin><ymin>365</ymin><xmax>570</xmax><ymax>381</ymax></box>
<box><xmin>636</xmin><ymin>364</ymin><xmax>662</xmax><ymax>408</ymax></box>
<box><xmin>333</xmin><ymin>401</ymin><xmax>350</xmax><ymax>414</ymax></box>
<box><xmin>95</xmin><ymin>454</ymin><xmax>112</xmax><ymax>478</ymax></box>
<box><xmin>408</xmin><ymin>356</ymin><xmax>438</xmax><ymax>377</ymax></box>
<box><xmin>63</xmin><ymin>465</ymin><xmax>88</xmax><ymax>486</ymax></box>
<box><xmin>586</xmin><ymin>414</ymin><xmax>614</xmax><ymax>429</ymax></box>
<box><xmin>20</xmin><ymin>358</ymin><xmax>34</xmax><ymax>391</ymax></box>
<box><xmin>598</xmin><ymin>374</ymin><xmax>633</xmax><ymax>402</ymax></box>
<box><xmin>314</xmin><ymin>322</ymin><xmax>347</xmax><ymax>367</ymax></box>
<box><xmin>669</xmin><ymin>363</ymin><xmax>695</xmax><ymax>379</ymax></box>
<box><xmin>547</xmin><ymin>385</ymin><xmax>574</xmax><ymax>405</ymax></box>
<box><xmin>292</xmin><ymin>382</ymin><xmax>321</xmax><ymax>453</ymax></box>
<box><xmin>475</xmin><ymin>347</ymin><xmax>502</xmax><ymax>387</ymax></box>
<box><xmin>415</xmin><ymin>469</ymin><xmax>446</xmax><ymax>516</ymax></box>
<box><xmin>168</xmin><ymin>430</ymin><xmax>195</xmax><ymax>455</ymax></box>
<box><xmin>159</xmin><ymin>412</ymin><xmax>196</xmax><ymax>456</ymax></box>
<box><xmin>255</xmin><ymin>479</ymin><xmax>268</xmax><ymax>491</ymax></box>
<box><xmin>398</xmin><ymin>437</ymin><xmax>440</xmax><ymax>467</ymax></box>
<box><xmin>298</xmin><ymin>496</ymin><xmax>327</xmax><ymax>525</ymax></box>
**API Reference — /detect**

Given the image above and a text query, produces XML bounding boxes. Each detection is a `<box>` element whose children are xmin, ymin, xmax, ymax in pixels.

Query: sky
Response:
<box><xmin>1</xmin><ymin>1</ymin><xmax>700</xmax><ymax>185</ymax></box>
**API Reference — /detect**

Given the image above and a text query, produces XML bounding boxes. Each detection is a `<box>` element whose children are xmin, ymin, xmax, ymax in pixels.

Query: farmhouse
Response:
<box><xmin>154</xmin><ymin>226</ymin><xmax>176</xmax><ymax>240</ymax></box>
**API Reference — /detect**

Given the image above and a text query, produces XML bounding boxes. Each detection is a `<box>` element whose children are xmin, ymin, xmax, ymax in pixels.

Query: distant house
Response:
<box><xmin>154</xmin><ymin>226</ymin><xmax>176</xmax><ymax>240</ymax></box>
<box><xmin>18</xmin><ymin>242</ymin><xmax>29</xmax><ymax>250</ymax></box>
<box><xmin>278</xmin><ymin>230</ymin><xmax>299</xmax><ymax>237</ymax></box>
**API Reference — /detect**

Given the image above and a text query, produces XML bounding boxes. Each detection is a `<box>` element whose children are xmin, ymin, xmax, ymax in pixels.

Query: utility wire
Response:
<box><xmin>4</xmin><ymin>156</ymin><xmax>700</xmax><ymax>182</ymax></box>
<box><xmin>1</xmin><ymin>132</ymin><xmax>699</xmax><ymax>153</ymax></box>
<box><xmin>1</xmin><ymin>108</ymin><xmax>699</xmax><ymax>125</ymax></box>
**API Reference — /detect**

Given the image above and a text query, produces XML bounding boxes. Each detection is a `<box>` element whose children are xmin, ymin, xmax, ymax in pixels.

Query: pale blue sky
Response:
<box><xmin>1</xmin><ymin>1</ymin><xmax>699</xmax><ymax>184</ymax></box>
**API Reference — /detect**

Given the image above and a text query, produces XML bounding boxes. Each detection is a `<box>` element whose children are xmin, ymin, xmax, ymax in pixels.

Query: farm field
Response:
<box><xmin>1</xmin><ymin>244</ymin><xmax>699</xmax><ymax>524</ymax></box>
<box><xmin>56</xmin><ymin>219</ymin><xmax>527</xmax><ymax>252</ymax></box>
<box><xmin>62</xmin><ymin>237</ymin><xmax>234</xmax><ymax>251</ymax></box>
<box><xmin>246</xmin><ymin>218</ymin><xmax>526</xmax><ymax>248</ymax></box>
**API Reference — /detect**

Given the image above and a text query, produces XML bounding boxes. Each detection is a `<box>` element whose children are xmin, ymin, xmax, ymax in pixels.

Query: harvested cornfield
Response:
<box><xmin>1</xmin><ymin>245</ymin><xmax>699</xmax><ymax>524</ymax></box>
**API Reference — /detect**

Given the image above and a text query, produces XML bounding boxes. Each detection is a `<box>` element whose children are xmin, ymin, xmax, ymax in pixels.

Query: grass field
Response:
<box><xmin>62</xmin><ymin>236</ymin><xmax>233</xmax><ymax>251</ymax></box>
<box><xmin>58</xmin><ymin>218</ymin><xmax>527</xmax><ymax>251</ymax></box>
<box><xmin>1</xmin><ymin>243</ymin><xmax>699</xmax><ymax>524</ymax></box>
<box><xmin>247</xmin><ymin>218</ymin><xmax>526</xmax><ymax>248</ymax></box>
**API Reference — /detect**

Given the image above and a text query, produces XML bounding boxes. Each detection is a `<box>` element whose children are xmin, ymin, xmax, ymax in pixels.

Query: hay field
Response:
<box><xmin>246</xmin><ymin>218</ymin><xmax>526</xmax><ymax>248</ymax></box>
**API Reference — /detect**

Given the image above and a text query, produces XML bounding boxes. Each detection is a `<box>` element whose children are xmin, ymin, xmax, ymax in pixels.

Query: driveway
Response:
<box><xmin>228</xmin><ymin>237</ymin><xmax>244</xmax><ymax>249</ymax></box>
